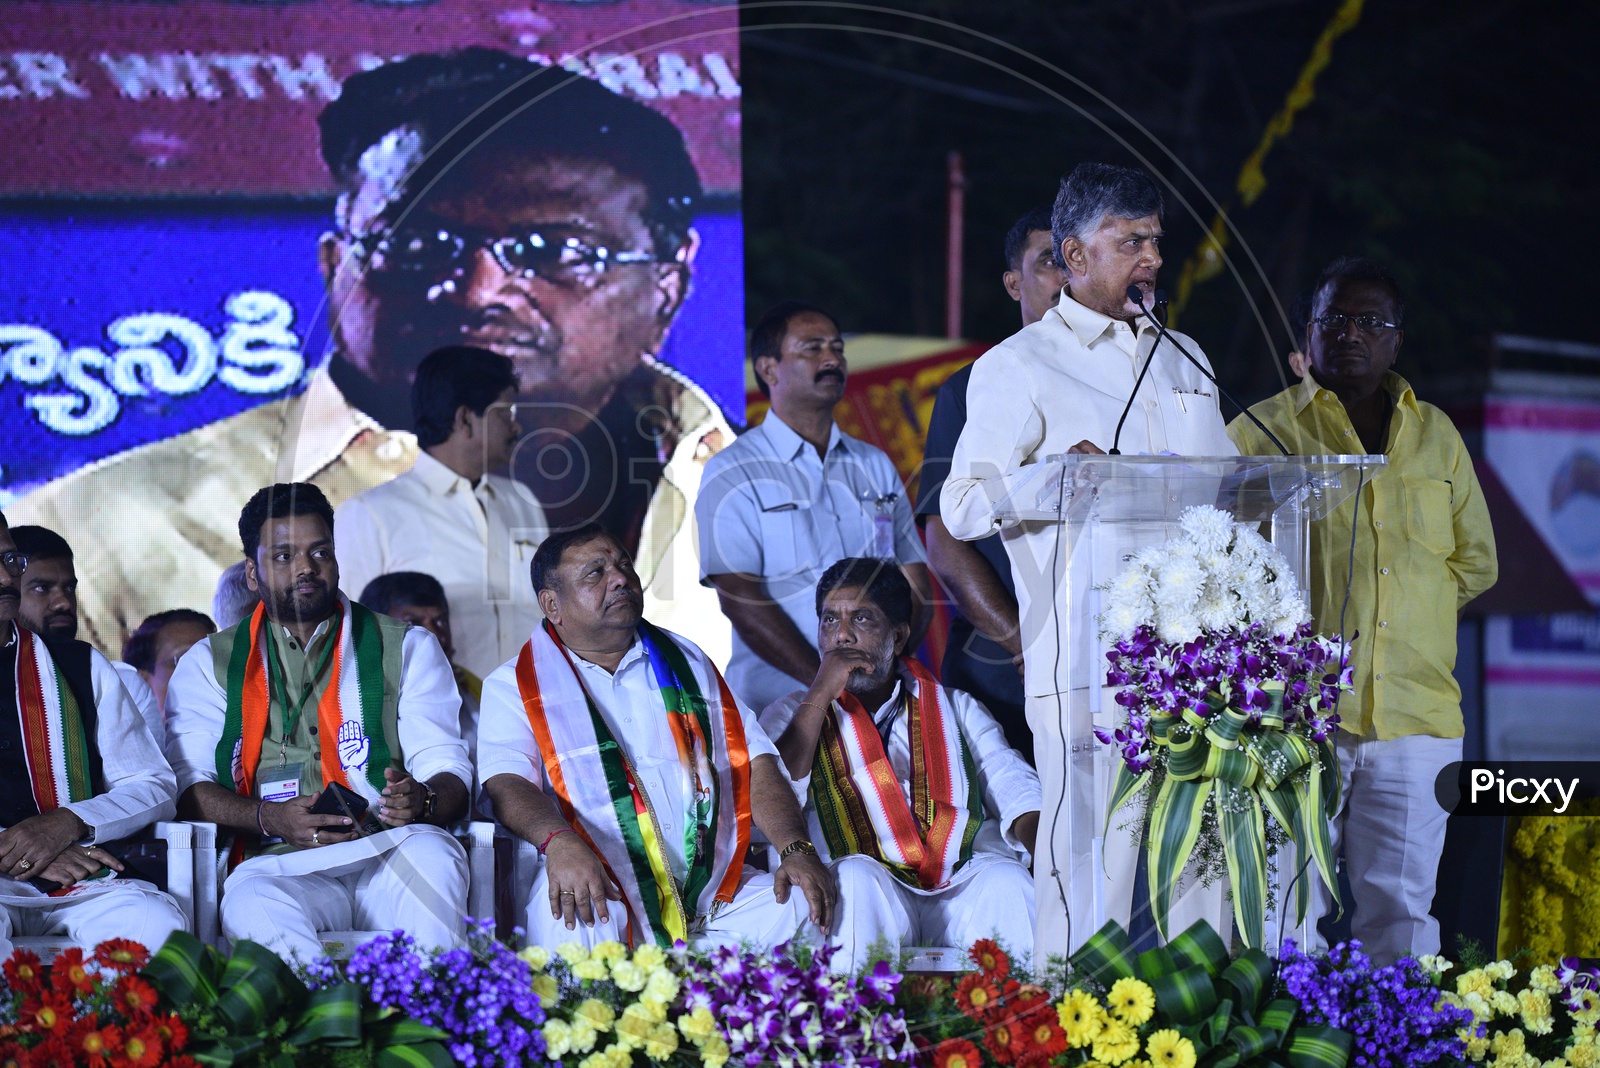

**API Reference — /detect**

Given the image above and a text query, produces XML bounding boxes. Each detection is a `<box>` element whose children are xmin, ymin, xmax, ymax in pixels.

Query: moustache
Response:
<box><xmin>815</xmin><ymin>369</ymin><xmax>845</xmax><ymax>383</ymax></box>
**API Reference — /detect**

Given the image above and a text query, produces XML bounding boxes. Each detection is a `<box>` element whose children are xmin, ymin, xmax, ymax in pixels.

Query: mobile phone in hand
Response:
<box><xmin>309</xmin><ymin>781</ymin><xmax>383</xmax><ymax>836</ymax></box>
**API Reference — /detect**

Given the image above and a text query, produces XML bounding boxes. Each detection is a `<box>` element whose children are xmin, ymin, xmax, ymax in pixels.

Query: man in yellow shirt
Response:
<box><xmin>1229</xmin><ymin>257</ymin><xmax>1497</xmax><ymax>964</ymax></box>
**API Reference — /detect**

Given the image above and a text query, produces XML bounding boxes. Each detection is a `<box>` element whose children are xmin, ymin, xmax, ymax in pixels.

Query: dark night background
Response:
<box><xmin>739</xmin><ymin>0</ymin><xmax>1600</xmax><ymax>406</ymax></box>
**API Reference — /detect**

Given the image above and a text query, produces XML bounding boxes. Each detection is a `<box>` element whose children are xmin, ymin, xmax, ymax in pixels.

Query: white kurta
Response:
<box><xmin>940</xmin><ymin>292</ymin><xmax>1238</xmax><ymax>964</ymax></box>
<box><xmin>335</xmin><ymin>451</ymin><xmax>549</xmax><ymax>681</ymax></box>
<box><xmin>113</xmin><ymin>660</ymin><xmax>164</xmax><ymax>755</ymax></box>
<box><xmin>1</xmin><ymin>640</ymin><xmax>184</xmax><ymax>959</ymax></box>
<box><xmin>696</xmin><ymin>413</ymin><xmax>927</xmax><ymax>713</ymax></box>
<box><xmin>477</xmin><ymin>626</ymin><xmax>812</xmax><ymax>953</ymax></box>
<box><xmin>164</xmin><ymin>621</ymin><xmax>473</xmax><ymax>962</ymax></box>
<box><xmin>761</xmin><ymin>668</ymin><xmax>1041</xmax><ymax>967</ymax></box>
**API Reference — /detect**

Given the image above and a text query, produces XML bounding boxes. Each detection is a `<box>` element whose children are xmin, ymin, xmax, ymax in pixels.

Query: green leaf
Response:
<box><xmin>1167</xmin><ymin>920</ymin><xmax>1230</xmax><ymax>978</ymax></box>
<box><xmin>145</xmin><ymin>930</ymin><xmax>220</xmax><ymax>1009</ymax></box>
<box><xmin>288</xmin><ymin>983</ymin><xmax>364</xmax><ymax>1047</ymax></box>
<box><xmin>1260</xmin><ymin>998</ymin><xmax>1298</xmax><ymax>1042</ymax></box>
<box><xmin>1136</xmin><ymin>942</ymin><xmax>1176</xmax><ymax>983</ymax></box>
<box><xmin>1147</xmin><ymin>775</ymin><xmax>1215</xmax><ymax>940</ymax></box>
<box><xmin>185</xmin><ymin>1042</ymin><xmax>236</xmax><ymax>1068</ymax></box>
<box><xmin>1317</xmin><ymin>738</ymin><xmax>1342</xmax><ymax>818</ymax></box>
<box><xmin>1106</xmin><ymin>764</ymin><xmax>1149</xmax><ymax>832</ymax></box>
<box><xmin>1147</xmin><ymin>963</ymin><xmax>1218</xmax><ymax>1026</ymax></box>
<box><xmin>1287</xmin><ymin>1024</ymin><xmax>1353</xmax><ymax>1068</ymax></box>
<box><xmin>1069</xmin><ymin>920</ymin><xmax>1137</xmax><ymax>986</ymax></box>
<box><xmin>213</xmin><ymin>941</ymin><xmax>307</xmax><ymax>1033</ymax></box>
<box><xmin>1220</xmin><ymin>948</ymin><xmax>1275</xmax><ymax>1019</ymax></box>
<box><xmin>369</xmin><ymin>1017</ymin><xmax>453</xmax><ymax>1046</ymax></box>
<box><xmin>375</xmin><ymin>1041</ymin><xmax>458</xmax><ymax>1068</ymax></box>
<box><xmin>1216</xmin><ymin>780</ymin><xmax>1268</xmax><ymax>947</ymax></box>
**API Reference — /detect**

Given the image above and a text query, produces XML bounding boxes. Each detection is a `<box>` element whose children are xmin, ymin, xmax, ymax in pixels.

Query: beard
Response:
<box><xmin>264</xmin><ymin>583</ymin><xmax>338</xmax><ymax>627</ymax></box>
<box><xmin>844</xmin><ymin>657</ymin><xmax>896</xmax><ymax>695</ymax></box>
<box><xmin>39</xmin><ymin>613</ymin><xmax>76</xmax><ymax>640</ymax></box>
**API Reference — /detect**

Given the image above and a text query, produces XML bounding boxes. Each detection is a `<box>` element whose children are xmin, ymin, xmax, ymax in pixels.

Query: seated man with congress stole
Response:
<box><xmin>761</xmin><ymin>559</ymin><xmax>1041</xmax><ymax>968</ymax></box>
<box><xmin>0</xmin><ymin>511</ymin><xmax>186</xmax><ymax>960</ymax></box>
<box><xmin>477</xmin><ymin>523</ymin><xmax>839</xmax><ymax>954</ymax></box>
<box><xmin>166</xmin><ymin>484</ymin><xmax>473</xmax><ymax>963</ymax></box>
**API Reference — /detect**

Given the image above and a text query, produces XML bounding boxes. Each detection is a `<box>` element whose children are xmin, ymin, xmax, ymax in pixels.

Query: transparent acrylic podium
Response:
<box><xmin>993</xmin><ymin>453</ymin><xmax>1385</xmax><ymax>952</ymax></box>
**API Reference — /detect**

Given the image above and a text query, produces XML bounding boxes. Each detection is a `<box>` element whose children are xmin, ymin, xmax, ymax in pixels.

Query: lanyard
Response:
<box><xmin>264</xmin><ymin>614</ymin><xmax>340</xmax><ymax>767</ymax></box>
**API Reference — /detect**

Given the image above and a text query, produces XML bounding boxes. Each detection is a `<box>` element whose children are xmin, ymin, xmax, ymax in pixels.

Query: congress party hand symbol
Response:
<box><xmin>338</xmin><ymin>721</ymin><xmax>370</xmax><ymax>771</ymax></box>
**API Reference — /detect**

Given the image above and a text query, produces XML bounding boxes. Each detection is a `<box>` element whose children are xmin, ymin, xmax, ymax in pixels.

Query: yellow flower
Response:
<box><xmin>573</xmin><ymin>958</ymin><xmax>611</xmax><ymax>982</ymax></box>
<box><xmin>1418</xmin><ymin>955</ymin><xmax>1455</xmax><ymax>976</ymax></box>
<box><xmin>1146</xmin><ymin>1030</ymin><xmax>1197</xmax><ymax>1068</ymax></box>
<box><xmin>577</xmin><ymin>1053</ymin><xmax>608</xmax><ymax>1068</ymax></box>
<box><xmin>1464</xmin><ymin>1032</ymin><xmax>1492</xmax><ymax>1061</ymax></box>
<box><xmin>533</xmin><ymin>974</ymin><xmax>561</xmax><ymax>1007</ymax></box>
<box><xmin>679</xmin><ymin>1006</ymin><xmax>717</xmax><ymax>1046</ymax></box>
<box><xmin>1572</xmin><ymin>1023</ymin><xmax>1596</xmax><ymax>1044</ymax></box>
<box><xmin>1464</xmin><ymin>993</ymin><xmax>1495</xmax><ymax>1023</ymax></box>
<box><xmin>645</xmin><ymin>968</ymin><xmax>680</xmax><ymax>1003</ymax></box>
<box><xmin>1494</xmin><ymin>991</ymin><xmax>1521</xmax><ymax>1016</ymax></box>
<box><xmin>521</xmin><ymin>945</ymin><xmax>553</xmax><ymax>971</ymax></box>
<box><xmin>615</xmin><ymin>1004</ymin><xmax>655</xmax><ymax>1049</ymax></box>
<box><xmin>646</xmin><ymin>1023</ymin><xmax>679</xmax><ymax>1061</ymax></box>
<box><xmin>1569</xmin><ymin>1041</ymin><xmax>1598</xmax><ymax>1068</ymax></box>
<box><xmin>606</xmin><ymin>1045</ymin><xmax>633</xmax><ymax>1068</ymax></box>
<box><xmin>592</xmin><ymin>941</ymin><xmax>628</xmax><ymax>963</ymax></box>
<box><xmin>557</xmin><ymin>942</ymin><xmax>591</xmax><ymax>965</ymax></box>
<box><xmin>568</xmin><ymin>1018</ymin><xmax>599</xmax><ymax>1055</ymax></box>
<box><xmin>1521</xmin><ymin>990</ymin><xmax>1555</xmax><ymax>1036</ymax></box>
<box><xmin>638</xmin><ymin>996</ymin><xmax>669</xmax><ymax>1023</ymax></box>
<box><xmin>1487</xmin><ymin>962</ymin><xmax>1517</xmax><ymax>982</ymax></box>
<box><xmin>1531</xmin><ymin>967</ymin><xmax>1563</xmax><ymax>995</ymax></box>
<box><xmin>542</xmin><ymin>1020</ymin><xmax>573</xmax><ymax>1060</ymax></box>
<box><xmin>633</xmin><ymin>944</ymin><xmax>667</xmax><ymax>970</ymax></box>
<box><xmin>701</xmin><ymin>1033</ymin><xmax>731</xmax><ymax>1068</ymax></box>
<box><xmin>1574</xmin><ymin>990</ymin><xmax>1600</xmax><ymax>1028</ymax></box>
<box><xmin>1460</xmin><ymin>971</ymin><xmax>1497</xmax><ymax>1001</ymax></box>
<box><xmin>1108</xmin><ymin>977</ymin><xmax>1156</xmax><ymax>1027</ymax></box>
<box><xmin>1058</xmin><ymin>989</ymin><xmax>1106</xmax><ymax>1048</ymax></box>
<box><xmin>1493</xmin><ymin>1029</ymin><xmax>1529</xmax><ymax>1064</ymax></box>
<box><xmin>575</xmin><ymin>998</ymin><xmax>617</xmax><ymax>1034</ymax></box>
<box><xmin>1094</xmin><ymin>1019</ymin><xmax>1141</xmax><ymax>1065</ymax></box>
<box><xmin>1544</xmin><ymin>1060</ymin><xmax>1571</xmax><ymax>1068</ymax></box>
<box><xmin>611</xmin><ymin>959</ymin><xmax>648</xmax><ymax>992</ymax></box>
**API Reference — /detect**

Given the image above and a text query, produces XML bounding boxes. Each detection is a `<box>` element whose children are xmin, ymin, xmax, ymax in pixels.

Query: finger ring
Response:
<box><xmin>312</xmin><ymin>831</ymin><xmax>320</xmax><ymax>845</ymax></box>
<box><xmin>17</xmin><ymin>859</ymin><xmax>32</xmax><ymax>872</ymax></box>
<box><xmin>559</xmin><ymin>890</ymin><xmax>576</xmax><ymax>897</ymax></box>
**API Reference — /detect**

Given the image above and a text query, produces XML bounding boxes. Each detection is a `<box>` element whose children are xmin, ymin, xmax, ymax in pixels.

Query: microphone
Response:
<box><xmin>1109</xmin><ymin>284</ymin><xmax>1163</xmax><ymax>455</ymax></box>
<box><xmin>1126</xmin><ymin>285</ymin><xmax>1291</xmax><ymax>457</ymax></box>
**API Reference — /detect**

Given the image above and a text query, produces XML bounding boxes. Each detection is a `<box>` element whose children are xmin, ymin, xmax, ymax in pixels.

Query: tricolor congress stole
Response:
<box><xmin>214</xmin><ymin>601</ymin><xmax>392</xmax><ymax>815</ymax></box>
<box><xmin>514</xmin><ymin>621</ymin><xmax>751</xmax><ymax>947</ymax></box>
<box><xmin>12</xmin><ymin>626</ymin><xmax>95</xmax><ymax>812</ymax></box>
<box><xmin>810</xmin><ymin>658</ymin><xmax>983</xmax><ymax>890</ymax></box>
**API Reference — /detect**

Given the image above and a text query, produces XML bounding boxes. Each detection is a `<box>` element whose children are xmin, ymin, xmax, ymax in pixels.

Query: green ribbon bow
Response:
<box><xmin>1107</xmin><ymin>683</ymin><xmax>1343</xmax><ymax>947</ymax></box>
<box><xmin>1071</xmin><ymin>919</ymin><xmax>1352</xmax><ymax>1068</ymax></box>
<box><xmin>143</xmin><ymin>932</ymin><xmax>454</xmax><ymax>1068</ymax></box>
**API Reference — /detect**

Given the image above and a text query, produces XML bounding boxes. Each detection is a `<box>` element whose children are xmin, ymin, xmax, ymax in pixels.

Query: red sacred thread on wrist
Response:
<box><xmin>257</xmin><ymin>801</ymin><xmax>269</xmax><ymax>836</ymax></box>
<box><xmin>537</xmin><ymin>828</ymin><xmax>575</xmax><ymax>855</ymax></box>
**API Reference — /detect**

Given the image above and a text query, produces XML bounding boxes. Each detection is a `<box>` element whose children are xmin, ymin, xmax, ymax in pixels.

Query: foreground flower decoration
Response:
<box><xmin>1096</xmin><ymin>504</ymin><xmax>1353</xmax><ymax>945</ymax></box>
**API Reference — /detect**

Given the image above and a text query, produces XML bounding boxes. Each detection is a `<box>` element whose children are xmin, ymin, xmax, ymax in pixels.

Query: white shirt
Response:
<box><xmin>696</xmin><ymin>412</ymin><xmax>927</xmax><ymax>712</ymax></box>
<box><xmin>113</xmin><ymin>660</ymin><xmax>164</xmax><ymax>755</ymax></box>
<box><xmin>164</xmin><ymin>622</ymin><xmax>472</xmax><ymax>798</ymax></box>
<box><xmin>477</xmin><ymin>629</ymin><xmax>779</xmax><ymax>882</ymax></box>
<box><xmin>761</xmin><ymin>668</ymin><xmax>1041</xmax><ymax>861</ymax></box>
<box><xmin>335</xmin><ymin>451</ymin><xmax>548</xmax><ymax>680</ymax></box>
<box><xmin>940</xmin><ymin>291</ymin><xmax>1236</xmax><ymax>697</ymax></box>
<box><xmin>0</xmin><ymin>628</ymin><xmax>177</xmax><ymax>844</ymax></box>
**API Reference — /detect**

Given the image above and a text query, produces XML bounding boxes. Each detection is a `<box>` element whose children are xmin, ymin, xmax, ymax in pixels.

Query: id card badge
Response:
<box><xmin>871</xmin><ymin>494</ymin><xmax>896</xmax><ymax>559</ymax></box>
<box><xmin>256</xmin><ymin>762</ymin><xmax>302</xmax><ymax>844</ymax></box>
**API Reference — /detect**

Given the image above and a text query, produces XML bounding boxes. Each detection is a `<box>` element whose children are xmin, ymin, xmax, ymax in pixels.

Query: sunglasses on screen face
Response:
<box><xmin>340</xmin><ymin>224</ymin><xmax>670</xmax><ymax>289</ymax></box>
<box><xmin>1310</xmin><ymin>313</ymin><xmax>1402</xmax><ymax>336</ymax></box>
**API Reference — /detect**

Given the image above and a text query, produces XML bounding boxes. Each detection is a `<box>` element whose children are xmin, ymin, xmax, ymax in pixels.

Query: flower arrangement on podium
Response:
<box><xmin>1095</xmin><ymin>504</ymin><xmax>1354</xmax><ymax>947</ymax></box>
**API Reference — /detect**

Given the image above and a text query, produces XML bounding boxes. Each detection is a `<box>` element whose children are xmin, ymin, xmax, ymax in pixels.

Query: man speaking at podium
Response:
<box><xmin>940</xmin><ymin>162</ymin><xmax>1236</xmax><ymax>965</ymax></box>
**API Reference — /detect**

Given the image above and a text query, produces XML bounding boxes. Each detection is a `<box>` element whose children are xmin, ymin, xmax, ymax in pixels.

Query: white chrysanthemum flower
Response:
<box><xmin>1158</xmin><ymin>611</ymin><xmax>1202</xmax><ymax>645</ymax></box>
<box><xmin>1179</xmin><ymin>505</ymin><xmax>1235</xmax><ymax>554</ymax></box>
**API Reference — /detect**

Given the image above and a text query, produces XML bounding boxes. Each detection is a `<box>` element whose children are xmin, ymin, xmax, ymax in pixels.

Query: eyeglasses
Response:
<box><xmin>1</xmin><ymin>550</ymin><xmax>27</xmax><ymax>578</ymax></box>
<box><xmin>342</xmin><ymin>224</ymin><xmax>666</xmax><ymax>289</ymax></box>
<box><xmin>1311</xmin><ymin>313</ymin><xmax>1401</xmax><ymax>335</ymax></box>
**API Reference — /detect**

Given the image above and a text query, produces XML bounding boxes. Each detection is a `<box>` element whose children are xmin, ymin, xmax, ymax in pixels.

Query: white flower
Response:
<box><xmin>1179</xmin><ymin>505</ymin><xmax>1235</xmax><ymax>554</ymax></box>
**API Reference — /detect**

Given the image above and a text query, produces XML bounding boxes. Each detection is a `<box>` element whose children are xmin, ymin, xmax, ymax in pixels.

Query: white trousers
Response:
<box><xmin>0</xmin><ymin>879</ymin><xmax>186</xmax><ymax>960</ymax></box>
<box><xmin>828</xmin><ymin>854</ymin><xmax>1036</xmax><ymax>972</ymax></box>
<box><xmin>1313</xmin><ymin>731</ymin><xmax>1461</xmax><ymax>965</ymax></box>
<box><xmin>222</xmin><ymin>827</ymin><xmax>468</xmax><ymax>964</ymax></box>
<box><xmin>1029</xmin><ymin>691</ymin><xmax>1227</xmax><ymax>971</ymax></box>
<box><xmin>524</xmin><ymin>865</ymin><xmax>812</xmax><ymax>958</ymax></box>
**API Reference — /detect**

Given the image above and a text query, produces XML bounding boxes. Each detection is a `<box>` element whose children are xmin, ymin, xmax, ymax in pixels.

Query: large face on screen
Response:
<box><xmin>322</xmin><ymin>140</ymin><xmax>692</xmax><ymax>431</ymax></box>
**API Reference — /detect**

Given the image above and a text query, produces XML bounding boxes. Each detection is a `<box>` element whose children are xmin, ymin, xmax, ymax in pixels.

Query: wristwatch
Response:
<box><xmin>779</xmin><ymin>838</ymin><xmax>818</xmax><ymax>861</ymax></box>
<box><xmin>419</xmin><ymin>781</ymin><xmax>438</xmax><ymax>822</ymax></box>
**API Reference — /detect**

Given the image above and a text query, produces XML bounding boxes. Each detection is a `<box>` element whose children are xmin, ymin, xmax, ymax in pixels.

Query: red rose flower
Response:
<box><xmin>969</xmin><ymin>939</ymin><xmax>1011</xmax><ymax>982</ymax></box>
<box><xmin>954</xmin><ymin>974</ymin><xmax>1002</xmax><ymax>1021</ymax></box>
<box><xmin>933</xmin><ymin>1037</ymin><xmax>985</xmax><ymax>1068</ymax></box>
<box><xmin>93</xmin><ymin>939</ymin><xmax>149</xmax><ymax>975</ymax></box>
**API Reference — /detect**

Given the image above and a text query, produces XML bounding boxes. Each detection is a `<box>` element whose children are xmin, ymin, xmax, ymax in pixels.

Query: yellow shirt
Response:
<box><xmin>1227</xmin><ymin>372</ymin><xmax>1497</xmax><ymax>740</ymax></box>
